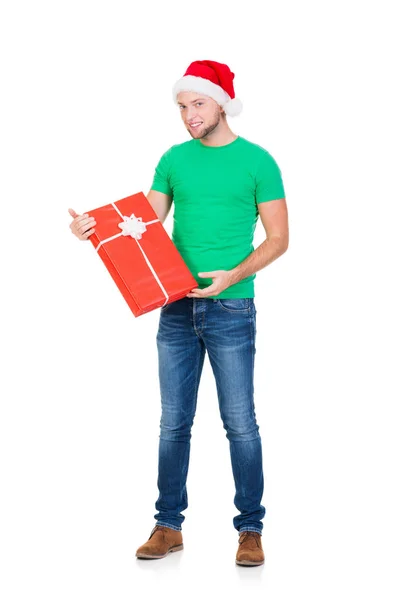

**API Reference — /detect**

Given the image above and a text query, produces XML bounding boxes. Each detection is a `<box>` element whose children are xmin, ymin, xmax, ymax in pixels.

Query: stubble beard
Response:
<box><xmin>188</xmin><ymin>109</ymin><xmax>221</xmax><ymax>140</ymax></box>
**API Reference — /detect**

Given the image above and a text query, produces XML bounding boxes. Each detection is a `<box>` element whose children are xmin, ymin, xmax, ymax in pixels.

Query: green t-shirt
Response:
<box><xmin>150</xmin><ymin>135</ymin><xmax>285</xmax><ymax>299</ymax></box>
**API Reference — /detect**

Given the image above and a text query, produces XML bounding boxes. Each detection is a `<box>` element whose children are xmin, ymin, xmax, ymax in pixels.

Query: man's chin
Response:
<box><xmin>187</xmin><ymin>128</ymin><xmax>203</xmax><ymax>139</ymax></box>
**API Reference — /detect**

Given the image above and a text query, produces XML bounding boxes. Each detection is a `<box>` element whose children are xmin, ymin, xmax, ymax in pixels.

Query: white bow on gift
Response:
<box><xmin>118</xmin><ymin>214</ymin><xmax>148</xmax><ymax>240</ymax></box>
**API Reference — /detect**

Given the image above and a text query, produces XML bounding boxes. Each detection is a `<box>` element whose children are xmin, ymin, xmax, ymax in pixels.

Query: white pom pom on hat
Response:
<box><xmin>172</xmin><ymin>60</ymin><xmax>243</xmax><ymax>117</ymax></box>
<box><xmin>223</xmin><ymin>97</ymin><xmax>243</xmax><ymax>117</ymax></box>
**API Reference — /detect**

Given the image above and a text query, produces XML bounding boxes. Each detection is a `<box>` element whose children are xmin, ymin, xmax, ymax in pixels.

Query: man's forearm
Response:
<box><xmin>228</xmin><ymin>237</ymin><xmax>288</xmax><ymax>287</ymax></box>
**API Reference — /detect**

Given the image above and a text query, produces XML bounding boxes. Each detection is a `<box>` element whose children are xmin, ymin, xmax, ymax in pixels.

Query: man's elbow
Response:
<box><xmin>269</xmin><ymin>234</ymin><xmax>289</xmax><ymax>254</ymax></box>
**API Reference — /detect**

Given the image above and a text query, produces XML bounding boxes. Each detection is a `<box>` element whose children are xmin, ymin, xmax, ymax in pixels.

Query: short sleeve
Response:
<box><xmin>150</xmin><ymin>148</ymin><xmax>173</xmax><ymax>196</ymax></box>
<box><xmin>255</xmin><ymin>151</ymin><xmax>285</xmax><ymax>204</ymax></box>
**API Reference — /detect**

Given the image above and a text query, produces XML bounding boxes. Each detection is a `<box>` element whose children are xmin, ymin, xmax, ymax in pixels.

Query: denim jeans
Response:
<box><xmin>154</xmin><ymin>296</ymin><xmax>265</xmax><ymax>535</ymax></box>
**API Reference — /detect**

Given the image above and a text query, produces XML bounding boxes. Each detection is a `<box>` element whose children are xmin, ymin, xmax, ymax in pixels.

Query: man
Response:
<box><xmin>69</xmin><ymin>59</ymin><xmax>288</xmax><ymax>567</ymax></box>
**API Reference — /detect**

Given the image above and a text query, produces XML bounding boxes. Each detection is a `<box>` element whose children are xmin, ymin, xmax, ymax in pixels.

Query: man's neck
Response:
<box><xmin>198</xmin><ymin>127</ymin><xmax>238</xmax><ymax>148</ymax></box>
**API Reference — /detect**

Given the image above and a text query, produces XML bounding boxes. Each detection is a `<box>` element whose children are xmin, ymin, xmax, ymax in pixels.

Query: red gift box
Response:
<box><xmin>85</xmin><ymin>192</ymin><xmax>198</xmax><ymax>317</ymax></box>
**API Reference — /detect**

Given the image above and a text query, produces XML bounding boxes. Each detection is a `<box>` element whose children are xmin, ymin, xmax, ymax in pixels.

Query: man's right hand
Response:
<box><xmin>68</xmin><ymin>208</ymin><xmax>97</xmax><ymax>240</ymax></box>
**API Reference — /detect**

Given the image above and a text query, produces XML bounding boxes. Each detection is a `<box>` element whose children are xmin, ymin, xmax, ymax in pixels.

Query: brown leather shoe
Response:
<box><xmin>136</xmin><ymin>525</ymin><xmax>184</xmax><ymax>559</ymax></box>
<box><xmin>236</xmin><ymin>531</ymin><xmax>265</xmax><ymax>566</ymax></box>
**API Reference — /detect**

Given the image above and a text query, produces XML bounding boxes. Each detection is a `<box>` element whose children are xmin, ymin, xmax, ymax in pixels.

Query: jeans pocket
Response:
<box><xmin>216</xmin><ymin>298</ymin><xmax>252</xmax><ymax>312</ymax></box>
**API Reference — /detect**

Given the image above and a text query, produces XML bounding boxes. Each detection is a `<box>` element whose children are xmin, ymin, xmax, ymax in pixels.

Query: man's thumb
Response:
<box><xmin>68</xmin><ymin>208</ymin><xmax>79</xmax><ymax>218</ymax></box>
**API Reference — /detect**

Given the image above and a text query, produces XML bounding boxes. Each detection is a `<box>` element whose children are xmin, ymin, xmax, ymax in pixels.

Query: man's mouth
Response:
<box><xmin>189</xmin><ymin>121</ymin><xmax>203</xmax><ymax>129</ymax></box>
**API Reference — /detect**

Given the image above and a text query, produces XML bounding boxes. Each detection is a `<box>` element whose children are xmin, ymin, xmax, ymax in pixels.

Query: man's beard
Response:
<box><xmin>188</xmin><ymin>110</ymin><xmax>221</xmax><ymax>139</ymax></box>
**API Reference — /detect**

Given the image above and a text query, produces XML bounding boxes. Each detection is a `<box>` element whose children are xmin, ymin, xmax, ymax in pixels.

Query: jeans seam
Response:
<box><xmin>193</xmin><ymin>343</ymin><xmax>203</xmax><ymax>413</ymax></box>
<box><xmin>248</xmin><ymin>306</ymin><xmax>256</xmax><ymax>414</ymax></box>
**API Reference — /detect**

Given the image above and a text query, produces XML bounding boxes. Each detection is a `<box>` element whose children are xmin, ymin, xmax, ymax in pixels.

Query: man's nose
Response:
<box><xmin>186</xmin><ymin>107</ymin><xmax>197</xmax><ymax>121</ymax></box>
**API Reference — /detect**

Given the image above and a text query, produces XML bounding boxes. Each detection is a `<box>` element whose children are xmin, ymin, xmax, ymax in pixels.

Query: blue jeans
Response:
<box><xmin>154</xmin><ymin>296</ymin><xmax>265</xmax><ymax>535</ymax></box>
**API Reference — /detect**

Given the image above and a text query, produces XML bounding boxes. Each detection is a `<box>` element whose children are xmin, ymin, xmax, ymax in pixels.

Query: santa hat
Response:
<box><xmin>172</xmin><ymin>60</ymin><xmax>243</xmax><ymax>117</ymax></box>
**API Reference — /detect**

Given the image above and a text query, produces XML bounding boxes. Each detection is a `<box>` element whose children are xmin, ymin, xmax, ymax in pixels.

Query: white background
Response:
<box><xmin>1</xmin><ymin>0</ymin><xmax>399</xmax><ymax>598</ymax></box>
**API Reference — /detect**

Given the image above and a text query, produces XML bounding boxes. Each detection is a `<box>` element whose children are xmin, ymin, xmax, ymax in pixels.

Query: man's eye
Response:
<box><xmin>196</xmin><ymin>103</ymin><xmax>203</xmax><ymax>106</ymax></box>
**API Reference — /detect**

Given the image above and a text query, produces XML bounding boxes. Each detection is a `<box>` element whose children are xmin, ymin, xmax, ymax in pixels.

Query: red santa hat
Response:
<box><xmin>172</xmin><ymin>60</ymin><xmax>243</xmax><ymax>117</ymax></box>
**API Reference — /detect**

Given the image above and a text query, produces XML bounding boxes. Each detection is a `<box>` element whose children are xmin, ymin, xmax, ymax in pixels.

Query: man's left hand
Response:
<box><xmin>186</xmin><ymin>270</ymin><xmax>234</xmax><ymax>298</ymax></box>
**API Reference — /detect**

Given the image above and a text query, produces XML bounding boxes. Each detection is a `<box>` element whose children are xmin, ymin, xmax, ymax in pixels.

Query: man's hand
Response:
<box><xmin>68</xmin><ymin>208</ymin><xmax>96</xmax><ymax>240</ymax></box>
<box><xmin>186</xmin><ymin>270</ymin><xmax>234</xmax><ymax>298</ymax></box>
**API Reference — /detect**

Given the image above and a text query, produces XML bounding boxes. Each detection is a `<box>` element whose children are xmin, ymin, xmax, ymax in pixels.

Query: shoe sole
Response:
<box><xmin>236</xmin><ymin>559</ymin><xmax>264</xmax><ymax>566</ymax></box>
<box><xmin>136</xmin><ymin>544</ymin><xmax>184</xmax><ymax>559</ymax></box>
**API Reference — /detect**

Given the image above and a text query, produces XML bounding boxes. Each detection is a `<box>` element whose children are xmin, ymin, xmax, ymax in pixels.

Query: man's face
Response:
<box><xmin>177</xmin><ymin>91</ymin><xmax>223</xmax><ymax>139</ymax></box>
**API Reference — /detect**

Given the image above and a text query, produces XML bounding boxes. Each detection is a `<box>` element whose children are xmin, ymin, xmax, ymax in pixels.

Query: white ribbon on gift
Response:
<box><xmin>95</xmin><ymin>201</ymin><xmax>169</xmax><ymax>307</ymax></box>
